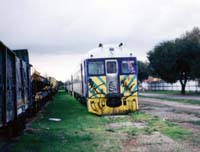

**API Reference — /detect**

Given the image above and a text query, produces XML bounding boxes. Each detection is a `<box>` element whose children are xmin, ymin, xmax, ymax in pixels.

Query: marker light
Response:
<box><xmin>99</xmin><ymin>43</ymin><xmax>103</xmax><ymax>47</ymax></box>
<box><xmin>119</xmin><ymin>43</ymin><xmax>123</xmax><ymax>47</ymax></box>
<box><xmin>109</xmin><ymin>48</ymin><xmax>114</xmax><ymax>51</ymax></box>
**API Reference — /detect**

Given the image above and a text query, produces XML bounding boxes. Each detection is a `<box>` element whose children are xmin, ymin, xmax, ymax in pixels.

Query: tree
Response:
<box><xmin>147</xmin><ymin>27</ymin><xmax>200</xmax><ymax>94</ymax></box>
<box><xmin>137</xmin><ymin>60</ymin><xmax>149</xmax><ymax>83</ymax></box>
<box><xmin>148</xmin><ymin>40</ymin><xmax>191</xmax><ymax>94</ymax></box>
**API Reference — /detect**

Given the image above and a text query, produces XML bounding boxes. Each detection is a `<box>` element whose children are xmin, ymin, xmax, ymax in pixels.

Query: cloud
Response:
<box><xmin>30</xmin><ymin>52</ymin><xmax>83</xmax><ymax>81</ymax></box>
<box><xmin>0</xmin><ymin>0</ymin><xmax>200</xmax><ymax>80</ymax></box>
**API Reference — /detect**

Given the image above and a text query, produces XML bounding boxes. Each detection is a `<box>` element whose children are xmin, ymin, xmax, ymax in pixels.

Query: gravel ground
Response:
<box><xmin>139</xmin><ymin>93</ymin><xmax>200</xmax><ymax>101</ymax></box>
<box><xmin>122</xmin><ymin>132</ymin><xmax>190</xmax><ymax>152</ymax></box>
<box><xmin>137</xmin><ymin>97</ymin><xmax>200</xmax><ymax>152</ymax></box>
<box><xmin>139</xmin><ymin>97</ymin><xmax>200</xmax><ymax>120</ymax></box>
<box><xmin>103</xmin><ymin>96</ymin><xmax>200</xmax><ymax>152</ymax></box>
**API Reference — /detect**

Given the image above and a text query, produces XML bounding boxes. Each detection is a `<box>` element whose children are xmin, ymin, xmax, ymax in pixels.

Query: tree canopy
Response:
<box><xmin>147</xmin><ymin>27</ymin><xmax>200</xmax><ymax>94</ymax></box>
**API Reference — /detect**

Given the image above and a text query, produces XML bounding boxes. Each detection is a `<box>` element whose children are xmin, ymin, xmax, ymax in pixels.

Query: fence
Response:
<box><xmin>141</xmin><ymin>80</ymin><xmax>200</xmax><ymax>92</ymax></box>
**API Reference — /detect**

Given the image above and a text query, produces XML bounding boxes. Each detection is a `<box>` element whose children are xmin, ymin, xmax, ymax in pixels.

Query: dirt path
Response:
<box><xmin>105</xmin><ymin>114</ymin><xmax>198</xmax><ymax>152</ymax></box>
<box><xmin>139</xmin><ymin>97</ymin><xmax>200</xmax><ymax>115</ymax></box>
<box><xmin>139</xmin><ymin>97</ymin><xmax>200</xmax><ymax>121</ymax></box>
<box><xmin>121</xmin><ymin>132</ymin><xmax>190</xmax><ymax>152</ymax></box>
<box><xmin>137</xmin><ymin>97</ymin><xmax>200</xmax><ymax>152</ymax></box>
<box><xmin>139</xmin><ymin>93</ymin><xmax>200</xmax><ymax>101</ymax></box>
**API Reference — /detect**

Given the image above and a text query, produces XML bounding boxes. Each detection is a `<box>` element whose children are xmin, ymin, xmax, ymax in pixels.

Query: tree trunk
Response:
<box><xmin>179</xmin><ymin>76</ymin><xmax>187</xmax><ymax>94</ymax></box>
<box><xmin>181</xmin><ymin>83</ymin><xmax>186</xmax><ymax>94</ymax></box>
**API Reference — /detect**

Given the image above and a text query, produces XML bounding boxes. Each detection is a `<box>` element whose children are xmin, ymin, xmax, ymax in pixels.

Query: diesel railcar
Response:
<box><xmin>66</xmin><ymin>43</ymin><xmax>138</xmax><ymax>115</ymax></box>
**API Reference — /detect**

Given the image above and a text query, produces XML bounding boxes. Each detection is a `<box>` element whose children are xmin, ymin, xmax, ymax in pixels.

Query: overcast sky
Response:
<box><xmin>1</xmin><ymin>0</ymin><xmax>200</xmax><ymax>81</ymax></box>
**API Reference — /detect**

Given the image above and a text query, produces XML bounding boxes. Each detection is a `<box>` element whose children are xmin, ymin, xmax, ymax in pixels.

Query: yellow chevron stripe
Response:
<box><xmin>99</xmin><ymin>76</ymin><xmax>107</xmax><ymax>94</ymax></box>
<box><xmin>130</xmin><ymin>79</ymin><xmax>137</xmax><ymax>92</ymax></box>
<box><xmin>92</xmin><ymin>77</ymin><xmax>106</xmax><ymax>97</ymax></box>
<box><xmin>120</xmin><ymin>75</ymin><xmax>137</xmax><ymax>96</ymax></box>
<box><xmin>88</xmin><ymin>76</ymin><xmax>107</xmax><ymax>98</ymax></box>
<box><xmin>101</xmin><ymin>76</ymin><xmax>107</xmax><ymax>94</ymax></box>
<box><xmin>88</xmin><ymin>90</ymin><xmax>95</xmax><ymax>98</ymax></box>
<box><xmin>120</xmin><ymin>75</ymin><xmax>125</xmax><ymax>93</ymax></box>
<box><xmin>124</xmin><ymin>79</ymin><xmax>137</xmax><ymax>96</ymax></box>
<box><xmin>120</xmin><ymin>75</ymin><xmax>130</xmax><ymax>93</ymax></box>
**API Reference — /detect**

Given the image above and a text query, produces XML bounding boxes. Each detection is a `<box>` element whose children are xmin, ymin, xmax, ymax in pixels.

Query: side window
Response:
<box><xmin>88</xmin><ymin>61</ymin><xmax>104</xmax><ymax>75</ymax></box>
<box><xmin>121</xmin><ymin>60</ymin><xmax>135</xmax><ymax>74</ymax></box>
<box><xmin>107</xmin><ymin>61</ymin><xmax>117</xmax><ymax>74</ymax></box>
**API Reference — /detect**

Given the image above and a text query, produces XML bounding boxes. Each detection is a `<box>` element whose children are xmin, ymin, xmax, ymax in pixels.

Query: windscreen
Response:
<box><xmin>88</xmin><ymin>61</ymin><xmax>104</xmax><ymax>75</ymax></box>
<box><xmin>121</xmin><ymin>60</ymin><xmax>135</xmax><ymax>74</ymax></box>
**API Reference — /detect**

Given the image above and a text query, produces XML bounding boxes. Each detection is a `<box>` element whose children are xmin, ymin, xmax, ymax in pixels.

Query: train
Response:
<box><xmin>65</xmin><ymin>43</ymin><xmax>138</xmax><ymax>115</ymax></box>
<box><xmin>0</xmin><ymin>41</ymin><xmax>58</xmax><ymax>137</ymax></box>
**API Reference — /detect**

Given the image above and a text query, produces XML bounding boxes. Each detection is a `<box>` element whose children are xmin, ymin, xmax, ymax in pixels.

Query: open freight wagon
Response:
<box><xmin>0</xmin><ymin>41</ymin><xmax>31</xmax><ymax>136</ymax></box>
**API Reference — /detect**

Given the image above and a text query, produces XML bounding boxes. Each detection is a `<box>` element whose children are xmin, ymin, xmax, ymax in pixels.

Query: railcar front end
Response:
<box><xmin>86</xmin><ymin>57</ymin><xmax>138</xmax><ymax>115</ymax></box>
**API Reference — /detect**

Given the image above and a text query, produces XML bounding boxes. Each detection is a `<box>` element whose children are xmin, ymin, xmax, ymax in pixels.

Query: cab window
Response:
<box><xmin>121</xmin><ymin>60</ymin><xmax>135</xmax><ymax>74</ymax></box>
<box><xmin>88</xmin><ymin>61</ymin><xmax>104</xmax><ymax>75</ymax></box>
<box><xmin>107</xmin><ymin>61</ymin><xmax>117</xmax><ymax>74</ymax></box>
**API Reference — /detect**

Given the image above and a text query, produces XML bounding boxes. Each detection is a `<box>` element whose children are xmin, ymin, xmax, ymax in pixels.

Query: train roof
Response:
<box><xmin>0</xmin><ymin>41</ymin><xmax>30</xmax><ymax>64</ymax></box>
<box><xmin>84</xmin><ymin>43</ymin><xmax>136</xmax><ymax>60</ymax></box>
<box><xmin>0</xmin><ymin>41</ymin><xmax>15</xmax><ymax>56</ymax></box>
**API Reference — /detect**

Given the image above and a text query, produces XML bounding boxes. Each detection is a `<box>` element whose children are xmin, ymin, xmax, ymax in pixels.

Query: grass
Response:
<box><xmin>10</xmin><ymin>90</ymin><xmax>120</xmax><ymax>152</ymax></box>
<box><xmin>105</xmin><ymin>111</ymin><xmax>191</xmax><ymax>140</ymax></box>
<box><xmin>139</xmin><ymin>95</ymin><xmax>200</xmax><ymax>105</ymax></box>
<box><xmin>129</xmin><ymin>112</ymin><xmax>191</xmax><ymax>140</ymax></box>
<box><xmin>9</xmin><ymin>91</ymin><xmax>192</xmax><ymax>152</ymax></box>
